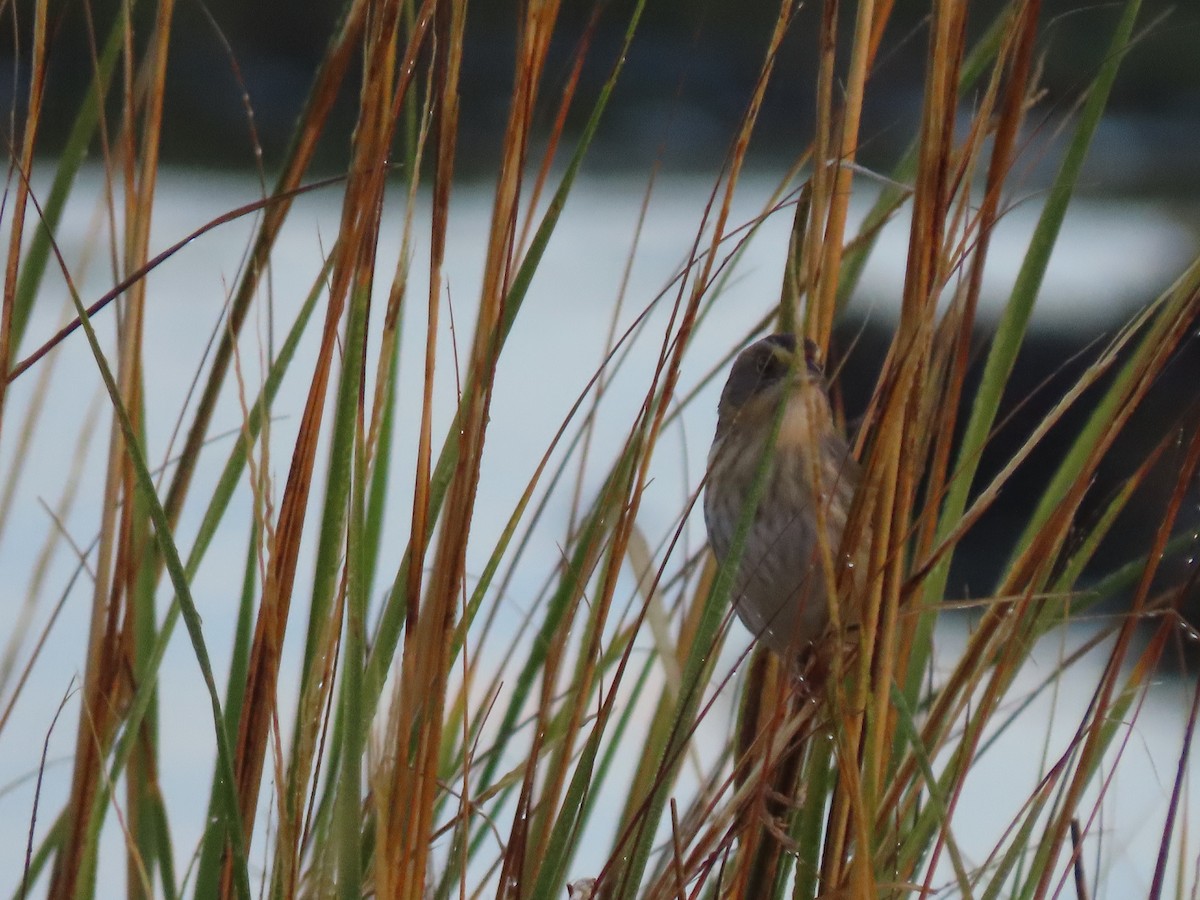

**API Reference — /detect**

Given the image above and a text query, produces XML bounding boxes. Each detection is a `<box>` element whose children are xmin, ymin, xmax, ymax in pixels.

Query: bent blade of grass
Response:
<box><xmin>362</xmin><ymin>323</ymin><xmax>399</xmax><ymax>596</ymax></box>
<box><xmin>53</xmin><ymin>218</ymin><xmax>252</xmax><ymax>900</ymax></box>
<box><xmin>0</xmin><ymin>0</ymin><xmax>49</xmax><ymax>439</ymax></box>
<box><xmin>129</xmin><ymin>479</ymin><xmax>170</xmax><ymax>898</ymax></box>
<box><xmin>1012</xmin><ymin>255</ymin><xmax>1200</xmax><ymax>578</ymax></box>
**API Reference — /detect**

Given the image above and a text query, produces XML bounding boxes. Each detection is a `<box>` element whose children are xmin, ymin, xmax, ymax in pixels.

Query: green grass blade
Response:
<box><xmin>62</xmin><ymin>236</ymin><xmax>252</xmax><ymax>900</ymax></box>
<box><xmin>192</xmin><ymin>521</ymin><xmax>262</xmax><ymax>897</ymax></box>
<box><xmin>334</xmin><ymin>279</ymin><xmax>373</xmax><ymax>898</ymax></box>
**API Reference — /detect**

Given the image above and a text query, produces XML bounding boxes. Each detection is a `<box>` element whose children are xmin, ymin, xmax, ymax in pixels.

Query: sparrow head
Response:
<box><xmin>715</xmin><ymin>333</ymin><xmax>825</xmax><ymax>439</ymax></box>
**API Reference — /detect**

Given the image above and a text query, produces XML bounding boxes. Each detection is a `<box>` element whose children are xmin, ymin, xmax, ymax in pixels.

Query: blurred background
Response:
<box><xmin>1</xmin><ymin>2</ymin><xmax>1199</xmax><ymax>894</ymax></box>
<box><xmin>2</xmin><ymin>0</ymin><xmax>1197</xmax><ymax>186</ymax></box>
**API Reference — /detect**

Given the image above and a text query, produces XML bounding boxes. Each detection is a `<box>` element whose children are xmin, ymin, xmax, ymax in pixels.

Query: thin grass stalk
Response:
<box><xmin>220</xmin><ymin>2</ymin><xmax>429</xmax><ymax>889</ymax></box>
<box><xmin>900</xmin><ymin>593</ymin><xmax>1079</xmax><ymax>882</ymax></box>
<box><xmin>402</xmin><ymin>0</ymin><xmax>453</xmax><ymax>658</ymax></box>
<box><xmin>779</xmin><ymin>183</ymin><xmax>811</xmax><ymax>331</ymax></box>
<box><xmin>985</xmin><ymin>600</ymin><xmax>1155</xmax><ymax>898</ymax></box>
<box><xmin>790</xmin><ymin>723</ymin><xmax>833</xmax><ymax>899</ymax></box>
<box><xmin>907</xmin><ymin>327</ymin><xmax>1146</xmax><ymax>616</ymax></box>
<box><xmin>1070</xmin><ymin>622</ymin><xmax>1181</xmax><ymax>880</ymax></box>
<box><xmin>480</xmin><ymin>0</ymin><xmax>561</xmax><ymax>311</ymax></box>
<box><xmin>158</xmin><ymin>0</ymin><xmax>370</xmax><ymax>548</ymax></box>
<box><xmin>334</xmin><ymin>4</ymin><xmax>408</xmax><ymax>894</ymax></box>
<box><xmin>361</xmin><ymin>40</ymin><xmax>436</xmax><ymax>594</ymax></box>
<box><xmin>7</xmin><ymin>1</ymin><xmax>125</xmax><ymax>361</ymax></box>
<box><xmin>899</xmin><ymin>0</ymin><xmax>1040</xmax><ymax>712</ymax></box>
<box><xmin>6</xmin><ymin>174</ymin><xmax>350</xmax><ymax>388</ymax></box>
<box><xmin>1150</xmin><ymin>611</ymin><xmax>1200</xmax><ymax>898</ymax></box>
<box><xmin>863</xmin><ymin>4</ymin><xmax>968</xmax><ymax>881</ymax></box>
<box><xmin>118</xmin><ymin>0</ymin><xmax>179</xmax><ymax>891</ymax></box>
<box><xmin>919</xmin><ymin>0</ymin><xmax>1145</xmax><ymax>650</ymax></box>
<box><xmin>0</xmin><ymin>389</ymin><xmax>99</xmax><ymax>710</ymax></box>
<box><xmin>127</xmin><ymin>477</ymin><xmax>165</xmax><ymax>900</ymax></box>
<box><xmin>513</xmin><ymin>4</ymin><xmax>603</xmax><ymax>267</ymax></box>
<box><xmin>336</xmin><ymin>277</ymin><xmax>374</xmax><ymax>898</ymax></box>
<box><xmin>808</xmin><ymin>0</ymin><xmax>878</xmax><ymax>349</ymax></box>
<box><xmin>0</xmin><ymin>0</ymin><xmax>48</xmax><ymax>440</ymax></box>
<box><xmin>802</xmin><ymin>0</ymin><xmax>837</xmax><ymax>347</ymax></box>
<box><xmin>372</xmin><ymin>4</ymin><xmax>460</xmax><ymax>892</ymax></box>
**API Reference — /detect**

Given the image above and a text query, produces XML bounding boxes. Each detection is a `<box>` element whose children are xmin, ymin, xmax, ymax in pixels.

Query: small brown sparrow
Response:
<box><xmin>703</xmin><ymin>333</ymin><xmax>859</xmax><ymax>659</ymax></box>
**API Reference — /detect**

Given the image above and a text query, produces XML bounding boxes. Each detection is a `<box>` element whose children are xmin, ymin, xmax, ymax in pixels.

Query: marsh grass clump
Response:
<box><xmin>1</xmin><ymin>0</ymin><xmax>1198</xmax><ymax>898</ymax></box>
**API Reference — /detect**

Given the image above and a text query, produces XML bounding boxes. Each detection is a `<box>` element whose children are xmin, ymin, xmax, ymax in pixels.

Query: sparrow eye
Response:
<box><xmin>756</xmin><ymin>353</ymin><xmax>786</xmax><ymax>382</ymax></box>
